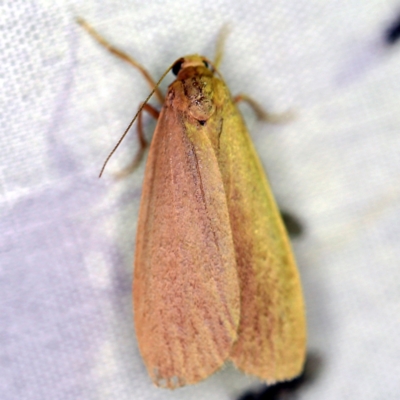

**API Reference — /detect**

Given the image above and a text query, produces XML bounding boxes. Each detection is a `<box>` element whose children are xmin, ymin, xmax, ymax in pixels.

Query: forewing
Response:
<box><xmin>213</xmin><ymin>87</ymin><xmax>306</xmax><ymax>382</ymax></box>
<box><xmin>133</xmin><ymin>105</ymin><xmax>240</xmax><ymax>388</ymax></box>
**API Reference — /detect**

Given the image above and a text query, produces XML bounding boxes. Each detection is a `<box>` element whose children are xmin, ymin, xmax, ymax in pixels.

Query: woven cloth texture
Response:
<box><xmin>1</xmin><ymin>1</ymin><xmax>400</xmax><ymax>399</ymax></box>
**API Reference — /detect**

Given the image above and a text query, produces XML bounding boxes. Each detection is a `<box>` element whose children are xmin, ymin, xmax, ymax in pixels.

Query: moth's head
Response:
<box><xmin>171</xmin><ymin>55</ymin><xmax>214</xmax><ymax>78</ymax></box>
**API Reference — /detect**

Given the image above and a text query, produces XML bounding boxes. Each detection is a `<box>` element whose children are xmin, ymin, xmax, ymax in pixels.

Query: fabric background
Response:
<box><xmin>1</xmin><ymin>1</ymin><xmax>400</xmax><ymax>399</ymax></box>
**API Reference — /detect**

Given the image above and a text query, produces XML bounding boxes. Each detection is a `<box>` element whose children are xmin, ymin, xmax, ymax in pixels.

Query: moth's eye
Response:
<box><xmin>172</xmin><ymin>59</ymin><xmax>184</xmax><ymax>76</ymax></box>
<box><xmin>203</xmin><ymin>60</ymin><xmax>209</xmax><ymax>69</ymax></box>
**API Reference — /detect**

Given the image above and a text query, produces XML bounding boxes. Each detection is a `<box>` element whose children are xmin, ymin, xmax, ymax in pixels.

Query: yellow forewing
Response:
<box><xmin>209</xmin><ymin>79</ymin><xmax>306</xmax><ymax>382</ymax></box>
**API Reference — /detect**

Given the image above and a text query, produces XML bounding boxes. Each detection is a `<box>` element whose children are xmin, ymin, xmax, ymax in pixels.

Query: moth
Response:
<box><xmin>78</xmin><ymin>19</ymin><xmax>306</xmax><ymax>389</ymax></box>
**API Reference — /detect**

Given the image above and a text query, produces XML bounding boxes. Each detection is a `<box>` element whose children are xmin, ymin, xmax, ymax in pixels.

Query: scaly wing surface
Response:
<box><xmin>133</xmin><ymin>104</ymin><xmax>240</xmax><ymax>388</ymax></box>
<box><xmin>214</xmin><ymin>89</ymin><xmax>306</xmax><ymax>383</ymax></box>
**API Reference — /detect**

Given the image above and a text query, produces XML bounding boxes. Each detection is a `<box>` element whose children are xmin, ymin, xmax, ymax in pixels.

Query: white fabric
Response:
<box><xmin>1</xmin><ymin>1</ymin><xmax>400</xmax><ymax>399</ymax></box>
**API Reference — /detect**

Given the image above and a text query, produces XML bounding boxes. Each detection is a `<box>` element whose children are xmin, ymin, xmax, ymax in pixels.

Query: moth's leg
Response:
<box><xmin>77</xmin><ymin>18</ymin><xmax>164</xmax><ymax>104</ymax></box>
<box><xmin>115</xmin><ymin>103</ymin><xmax>160</xmax><ymax>179</ymax></box>
<box><xmin>234</xmin><ymin>94</ymin><xmax>294</xmax><ymax>123</ymax></box>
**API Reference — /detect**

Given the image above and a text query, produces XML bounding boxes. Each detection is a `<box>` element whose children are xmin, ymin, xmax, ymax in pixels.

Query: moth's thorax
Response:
<box><xmin>168</xmin><ymin>65</ymin><xmax>216</xmax><ymax>122</ymax></box>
